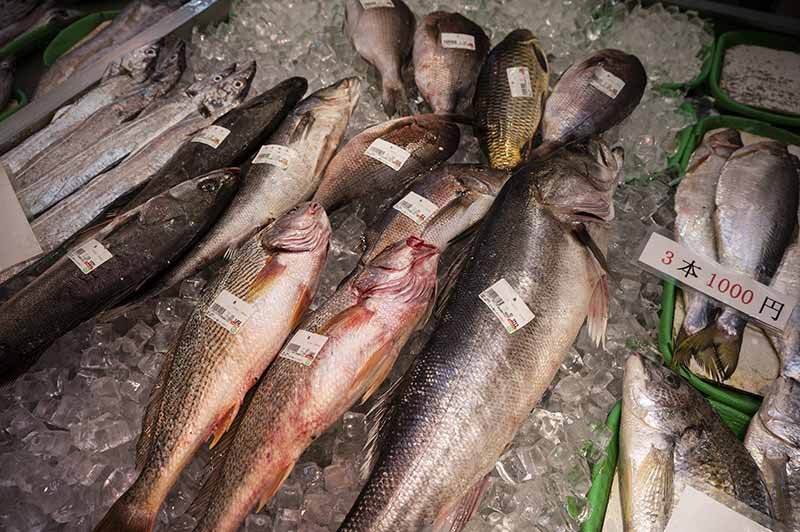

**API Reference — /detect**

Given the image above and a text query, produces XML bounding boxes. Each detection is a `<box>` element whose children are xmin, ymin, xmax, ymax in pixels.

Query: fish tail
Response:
<box><xmin>673</xmin><ymin>323</ymin><xmax>743</xmax><ymax>381</ymax></box>
<box><xmin>93</xmin><ymin>478</ymin><xmax>158</xmax><ymax>532</ymax></box>
<box><xmin>382</xmin><ymin>79</ymin><xmax>409</xmax><ymax>117</ymax></box>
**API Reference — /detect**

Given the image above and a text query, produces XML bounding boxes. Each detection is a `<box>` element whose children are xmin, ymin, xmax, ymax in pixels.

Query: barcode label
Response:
<box><xmin>67</xmin><ymin>239</ymin><xmax>112</xmax><ymax>274</ymax></box>
<box><xmin>393</xmin><ymin>191</ymin><xmax>439</xmax><ymax>225</ymax></box>
<box><xmin>206</xmin><ymin>289</ymin><xmax>256</xmax><ymax>334</ymax></box>
<box><xmin>191</xmin><ymin>125</ymin><xmax>231</xmax><ymax>149</ymax></box>
<box><xmin>479</xmin><ymin>279</ymin><xmax>534</xmax><ymax>333</ymax></box>
<box><xmin>279</xmin><ymin>330</ymin><xmax>329</xmax><ymax>366</ymax></box>
<box><xmin>507</xmin><ymin>67</ymin><xmax>533</xmax><ymax>98</ymax></box>
<box><xmin>589</xmin><ymin>67</ymin><xmax>625</xmax><ymax>99</ymax></box>
<box><xmin>360</xmin><ymin>0</ymin><xmax>393</xmax><ymax>7</ymax></box>
<box><xmin>441</xmin><ymin>33</ymin><xmax>476</xmax><ymax>51</ymax></box>
<box><xmin>252</xmin><ymin>144</ymin><xmax>297</xmax><ymax>170</ymax></box>
<box><xmin>365</xmin><ymin>138</ymin><xmax>411</xmax><ymax>171</ymax></box>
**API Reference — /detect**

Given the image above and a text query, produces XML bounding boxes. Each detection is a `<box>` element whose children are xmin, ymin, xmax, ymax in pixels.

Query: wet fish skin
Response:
<box><xmin>0</xmin><ymin>56</ymin><xmax>13</xmax><ymax>112</ymax></box>
<box><xmin>0</xmin><ymin>168</ymin><xmax>240</xmax><ymax>385</ymax></box>
<box><xmin>340</xmin><ymin>141</ymin><xmax>620</xmax><ymax>532</ymax></box>
<box><xmin>620</xmin><ymin>354</ymin><xmax>771</xmax><ymax>532</ymax></box>
<box><xmin>770</xmin><ymin>240</ymin><xmax>800</xmax><ymax>379</ymax></box>
<box><xmin>674</xmin><ymin>129</ymin><xmax>742</xmax><ymax>338</ymax></box>
<box><xmin>192</xmin><ymin>237</ymin><xmax>440</xmax><ymax>532</ymax></box>
<box><xmin>345</xmin><ymin>0</ymin><xmax>415</xmax><ymax>116</ymax></box>
<box><xmin>93</xmin><ymin>202</ymin><xmax>331</xmax><ymax>532</ymax></box>
<box><xmin>412</xmin><ymin>12</ymin><xmax>490</xmax><ymax>115</ymax></box>
<box><xmin>313</xmin><ymin>113</ymin><xmax>461</xmax><ymax>215</ymax></box>
<box><xmin>0</xmin><ymin>3</ymin><xmax>82</xmax><ymax>48</ymax></box>
<box><xmin>473</xmin><ymin>28</ymin><xmax>549</xmax><ymax>170</ymax></box>
<box><xmin>0</xmin><ymin>0</ymin><xmax>37</xmax><ymax>28</ymax></box>
<box><xmin>676</xmin><ymin>141</ymin><xmax>799</xmax><ymax>381</ymax></box>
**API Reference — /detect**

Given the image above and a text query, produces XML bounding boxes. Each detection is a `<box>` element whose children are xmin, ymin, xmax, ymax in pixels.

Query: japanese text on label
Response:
<box><xmin>441</xmin><ymin>32</ymin><xmax>476</xmax><ymax>50</ymax></box>
<box><xmin>252</xmin><ymin>144</ymin><xmax>297</xmax><ymax>170</ymax></box>
<box><xmin>360</xmin><ymin>0</ymin><xmax>393</xmax><ymax>8</ymax></box>
<box><xmin>393</xmin><ymin>191</ymin><xmax>439</xmax><ymax>225</ymax></box>
<box><xmin>638</xmin><ymin>232</ymin><xmax>797</xmax><ymax>331</ymax></box>
<box><xmin>279</xmin><ymin>330</ymin><xmax>329</xmax><ymax>366</ymax></box>
<box><xmin>191</xmin><ymin>125</ymin><xmax>231</xmax><ymax>149</ymax></box>
<box><xmin>590</xmin><ymin>67</ymin><xmax>626</xmax><ymax>99</ymax></box>
<box><xmin>480</xmin><ymin>279</ymin><xmax>535</xmax><ymax>334</ymax></box>
<box><xmin>206</xmin><ymin>290</ymin><xmax>256</xmax><ymax>334</ymax></box>
<box><xmin>67</xmin><ymin>239</ymin><xmax>112</xmax><ymax>274</ymax></box>
<box><xmin>364</xmin><ymin>138</ymin><xmax>411</xmax><ymax>171</ymax></box>
<box><xmin>506</xmin><ymin>67</ymin><xmax>533</xmax><ymax>98</ymax></box>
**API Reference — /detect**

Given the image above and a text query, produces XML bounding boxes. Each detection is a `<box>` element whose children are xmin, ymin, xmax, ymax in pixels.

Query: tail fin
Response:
<box><xmin>673</xmin><ymin>323</ymin><xmax>743</xmax><ymax>382</ymax></box>
<box><xmin>93</xmin><ymin>490</ymin><xmax>157</xmax><ymax>532</ymax></box>
<box><xmin>382</xmin><ymin>80</ymin><xmax>409</xmax><ymax>117</ymax></box>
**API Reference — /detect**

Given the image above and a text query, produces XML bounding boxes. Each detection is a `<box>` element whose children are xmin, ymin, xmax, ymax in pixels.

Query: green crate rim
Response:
<box><xmin>709</xmin><ymin>30</ymin><xmax>800</xmax><ymax>128</ymax></box>
<box><xmin>0</xmin><ymin>12</ymin><xmax>85</xmax><ymax>60</ymax></box>
<box><xmin>0</xmin><ymin>88</ymin><xmax>28</xmax><ymax>122</ymax></box>
<box><xmin>580</xmin><ymin>401</ymin><xmax>621</xmax><ymax>532</ymax></box>
<box><xmin>43</xmin><ymin>10</ymin><xmax>120</xmax><ymax>66</ymax></box>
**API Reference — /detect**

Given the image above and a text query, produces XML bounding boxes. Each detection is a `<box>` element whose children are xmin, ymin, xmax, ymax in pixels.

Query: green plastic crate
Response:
<box><xmin>0</xmin><ymin>11</ymin><xmax>84</xmax><ymax>60</ymax></box>
<box><xmin>43</xmin><ymin>10</ymin><xmax>120</xmax><ymax>66</ymax></box>
<box><xmin>0</xmin><ymin>88</ymin><xmax>28</xmax><ymax>122</ymax></box>
<box><xmin>580</xmin><ymin>402</ymin><xmax>621</xmax><ymax>532</ymax></box>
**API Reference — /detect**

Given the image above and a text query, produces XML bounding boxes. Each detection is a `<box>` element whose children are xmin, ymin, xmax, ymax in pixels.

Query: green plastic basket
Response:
<box><xmin>43</xmin><ymin>10</ymin><xmax>120</xmax><ymax>66</ymax></box>
<box><xmin>580</xmin><ymin>401</ymin><xmax>621</xmax><ymax>532</ymax></box>
<box><xmin>0</xmin><ymin>11</ymin><xmax>84</xmax><ymax>59</ymax></box>
<box><xmin>658</xmin><ymin>39</ymin><xmax>715</xmax><ymax>93</ymax></box>
<box><xmin>0</xmin><ymin>88</ymin><xmax>28</xmax><ymax>122</ymax></box>
<box><xmin>709</xmin><ymin>31</ymin><xmax>800</xmax><ymax>128</ymax></box>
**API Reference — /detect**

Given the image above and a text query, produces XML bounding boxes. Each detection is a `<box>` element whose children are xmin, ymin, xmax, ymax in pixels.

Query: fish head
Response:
<box><xmin>263</xmin><ymin>202</ymin><xmax>332</xmax><ymax>253</ymax></box>
<box><xmin>353</xmin><ymin>237</ymin><xmax>440</xmax><ymax>309</ymax></box>
<box><xmin>44</xmin><ymin>7</ymin><xmax>82</xmax><ymax>26</ymax></box>
<box><xmin>189</xmin><ymin>61</ymin><xmax>256</xmax><ymax>117</ymax></box>
<box><xmin>120</xmin><ymin>41</ymin><xmax>163</xmax><ymax>82</ymax></box>
<box><xmin>148</xmin><ymin>40</ymin><xmax>186</xmax><ymax>89</ymax></box>
<box><xmin>308</xmin><ymin>76</ymin><xmax>362</xmax><ymax>116</ymax></box>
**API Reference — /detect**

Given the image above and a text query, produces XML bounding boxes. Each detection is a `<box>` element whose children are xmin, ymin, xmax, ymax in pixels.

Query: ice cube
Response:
<box><xmin>120</xmin><ymin>371</ymin><xmax>149</xmax><ymax>403</ymax></box>
<box><xmin>482</xmin><ymin>478</ymin><xmax>517</xmax><ymax>515</ymax></box>
<box><xmin>80</xmin><ymin>346</ymin><xmax>113</xmax><ymax>370</ymax></box>
<box><xmin>101</xmin><ymin>466</ymin><xmax>137</xmax><ymax>506</ymax></box>
<box><xmin>302</xmin><ymin>491</ymin><xmax>334</xmax><ymax>525</ymax></box>
<box><xmin>245</xmin><ymin>513</ymin><xmax>272</xmax><ymax>532</ymax></box>
<box><xmin>7</xmin><ymin>407</ymin><xmax>44</xmax><ymax>438</ymax></box>
<box><xmin>274</xmin><ymin>508</ymin><xmax>302</xmax><ymax>532</ymax></box>
<box><xmin>71</xmin><ymin>414</ymin><xmax>134</xmax><ymax>453</ymax></box>
<box><xmin>342</xmin><ymin>411</ymin><xmax>366</xmax><ymax>441</ymax></box>
<box><xmin>180</xmin><ymin>278</ymin><xmax>207</xmax><ymax>301</ymax></box>
<box><xmin>274</xmin><ymin>480</ymin><xmax>303</xmax><ymax>510</ymax></box>
<box><xmin>24</xmin><ymin>429</ymin><xmax>72</xmax><ymax>457</ymax></box>
<box><xmin>90</xmin><ymin>323</ymin><xmax>115</xmax><ymax>348</ymax></box>
<box><xmin>171</xmin><ymin>514</ymin><xmax>198</xmax><ymax>531</ymax></box>
<box><xmin>90</xmin><ymin>376</ymin><xmax>121</xmax><ymax>399</ymax></box>
<box><xmin>323</xmin><ymin>463</ymin><xmax>356</xmax><ymax>494</ymax></box>
<box><xmin>149</xmin><ymin>323</ymin><xmax>179</xmax><ymax>353</ymax></box>
<box><xmin>155</xmin><ymin>297</ymin><xmax>194</xmax><ymax>325</ymax></box>
<box><xmin>296</xmin><ymin>462</ymin><xmax>324</xmax><ymax>492</ymax></box>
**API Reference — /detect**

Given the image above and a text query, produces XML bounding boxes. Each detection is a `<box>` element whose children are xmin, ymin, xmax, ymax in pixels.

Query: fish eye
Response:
<box><xmin>213</xmin><ymin>75</ymin><xmax>223</xmax><ymax>82</ymax></box>
<box><xmin>233</xmin><ymin>80</ymin><xmax>244</xmax><ymax>88</ymax></box>
<box><xmin>146</xmin><ymin>49</ymin><xmax>157</xmax><ymax>56</ymax></box>
<box><xmin>665</xmin><ymin>373</ymin><xmax>681</xmax><ymax>388</ymax></box>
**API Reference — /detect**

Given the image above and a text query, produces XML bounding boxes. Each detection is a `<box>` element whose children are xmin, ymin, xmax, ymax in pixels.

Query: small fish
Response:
<box><xmin>473</xmin><ymin>28</ymin><xmax>549</xmax><ymax>169</ymax></box>
<box><xmin>0</xmin><ymin>56</ymin><xmax>13</xmax><ymax>112</ymax></box>
<box><xmin>412</xmin><ymin>11</ymin><xmax>490</xmax><ymax>115</ymax></box>
<box><xmin>345</xmin><ymin>0</ymin><xmax>415</xmax><ymax>116</ymax></box>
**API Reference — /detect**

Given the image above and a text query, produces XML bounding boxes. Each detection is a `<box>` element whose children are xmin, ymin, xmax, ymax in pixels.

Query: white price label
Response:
<box><xmin>252</xmin><ymin>144</ymin><xmax>297</xmax><ymax>170</ymax></box>
<box><xmin>589</xmin><ymin>67</ymin><xmax>626</xmax><ymax>99</ymax></box>
<box><xmin>664</xmin><ymin>486</ymin><xmax>772</xmax><ymax>532</ymax></box>
<box><xmin>506</xmin><ymin>67</ymin><xmax>534</xmax><ymax>98</ymax></box>
<box><xmin>479</xmin><ymin>279</ymin><xmax>535</xmax><ymax>334</ymax></box>
<box><xmin>206</xmin><ymin>290</ymin><xmax>256</xmax><ymax>334</ymax></box>
<box><xmin>360</xmin><ymin>0</ymin><xmax>393</xmax><ymax>7</ymax></box>
<box><xmin>639</xmin><ymin>232</ymin><xmax>797</xmax><ymax>331</ymax></box>
<box><xmin>441</xmin><ymin>32</ymin><xmax>476</xmax><ymax>51</ymax></box>
<box><xmin>67</xmin><ymin>239</ymin><xmax>112</xmax><ymax>274</ymax></box>
<box><xmin>365</xmin><ymin>138</ymin><xmax>411</xmax><ymax>171</ymax></box>
<box><xmin>393</xmin><ymin>191</ymin><xmax>439</xmax><ymax>225</ymax></box>
<box><xmin>191</xmin><ymin>125</ymin><xmax>231</xmax><ymax>149</ymax></box>
<box><xmin>279</xmin><ymin>329</ymin><xmax>329</xmax><ymax>366</ymax></box>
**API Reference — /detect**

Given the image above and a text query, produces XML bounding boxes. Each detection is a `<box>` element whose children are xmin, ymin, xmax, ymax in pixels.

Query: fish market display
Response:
<box><xmin>620</xmin><ymin>354</ymin><xmax>771</xmax><ymax>531</ymax></box>
<box><xmin>341</xmin><ymin>140</ymin><xmax>619</xmax><ymax>531</ymax></box>
<box><xmin>344</xmin><ymin>0</ymin><xmax>415</xmax><ymax>116</ymax></box>
<box><xmin>94</xmin><ymin>203</ymin><xmax>331</xmax><ymax>532</ymax></box>
<box><xmin>152</xmin><ymin>77</ymin><xmax>360</xmax><ymax>292</ymax></box>
<box><xmin>0</xmin><ymin>56</ymin><xmax>13</xmax><ymax>111</ymax></box>
<box><xmin>0</xmin><ymin>169</ymin><xmax>239</xmax><ymax>384</ymax></box>
<box><xmin>0</xmin><ymin>3</ymin><xmax>81</xmax><ymax>49</ymax></box>
<box><xmin>313</xmin><ymin>114</ymin><xmax>461</xmax><ymax>214</ymax></box>
<box><xmin>676</xmin><ymin>141</ymin><xmax>799</xmax><ymax>381</ymax></box>
<box><xmin>191</xmin><ymin>237</ymin><xmax>439</xmax><ymax>532</ymax></box>
<box><xmin>673</xmin><ymin>129</ymin><xmax>742</xmax><ymax>339</ymax></box>
<box><xmin>474</xmin><ymin>29</ymin><xmax>549</xmax><ymax>169</ymax></box>
<box><xmin>722</xmin><ymin>45</ymin><xmax>800</xmax><ymax>116</ymax></box>
<box><xmin>412</xmin><ymin>12</ymin><xmax>490</xmax><ymax>115</ymax></box>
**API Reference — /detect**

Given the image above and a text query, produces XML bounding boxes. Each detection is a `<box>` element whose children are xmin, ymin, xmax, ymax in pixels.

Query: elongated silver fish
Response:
<box><xmin>92</xmin><ymin>202</ymin><xmax>331</xmax><ymax>532</ymax></box>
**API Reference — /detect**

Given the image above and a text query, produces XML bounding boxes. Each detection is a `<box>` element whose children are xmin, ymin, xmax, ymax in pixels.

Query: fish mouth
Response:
<box><xmin>197</xmin><ymin>168</ymin><xmax>240</xmax><ymax>192</ymax></box>
<box><xmin>265</xmin><ymin>202</ymin><xmax>331</xmax><ymax>252</ymax></box>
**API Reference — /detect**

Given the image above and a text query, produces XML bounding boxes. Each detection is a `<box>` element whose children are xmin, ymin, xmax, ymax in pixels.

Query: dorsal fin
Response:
<box><xmin>360</xmin><ymin>375</ymin><xmax>404</xmax><ymax>480</ymax></box>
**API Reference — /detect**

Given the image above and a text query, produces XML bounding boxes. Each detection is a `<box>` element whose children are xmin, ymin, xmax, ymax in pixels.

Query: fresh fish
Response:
<box><xmin>362</xmin><ymin>163</ymin><xmax>508</xmax><ymax>263</ymax></box>
<box><xmin>770</xmin><ymin>240</ymin><xmax>800</xmax><ymax>380</ymax></box>
<box><xmin>191</xmin><ymin>237</ymin><xmax>439</xmax><ymax>532</ymax></box>
<box><xmin>150</xmin><ymin>77</ymin><xmax>360</xmax><ymax>291</ymax></box>
<box><xmin>313</xmin><ymin>114</ymin><xmax>461</xmax><ymax>214</ymax></box>
<box><xmin>16</xmin><ymin>62</ymin><xmax>252</xmax><ymax>218</ymax></box>
<box><xmin>0</xmin><ymin>56</ymin><xmax>13</xmax><ymax>112</ymax></box>
<box><xmin>0</xmin><ymin>0</ymin><xmax>37</xmax><ymax>29</ymax></box>
<box><xmin>345</xmin><ymin>0</ymin><xmax>415</xmax><ymax>116</ymax></box>
<box><xmin>34</xmin><ymin>0</ymin><xmax>175</xmax><ymax>98</ymax></box>
<box><xmin>0</xmin><ymin>3</ymin><xmax>81</xmax><ymax>49</ymax></box>
<box><xmin>93</xmin><ymin>202</ymin><xmax>331</xmax><ymax>532</ymax></box>
<box><xmin>473</xmin><ymin>28</ymin><xmax>549</xmax><ymax>170</ymax></box>
<box><xmin>0</xmin><ymin>168</ymin><xmax>239</xmax><ymax>384</ymax></box>
<box><xmin>339</xmin><ymin>139</ymin><xmax>619</xmax><ymax>532</ymax></box>
<box><xmin>676</xmin><ymin>141</ymin><xmax>799</xmax><ymax>381</ymax></box>
<box><xmin>620</xmin><ymin>354</ymin><xmax>771</xmax><ymax>532</ymax></box>
<box><xmin>674</xmin><ymin>129</ymin><xmax>742</xmax><ymax>338</ymax></box>
<box><xmin>1</xmin><ymin>41</ymin><xmax>163</xmax><ymax>174</ymax></box>
<box><xmin>412</xmin><ymin>12</ymin><xmax>490</xmax><ymax>115</ymax></box>
<box><xmin>533</xmin><ymin>49</ymin><xmax>647</xmax><ymax>158</ymax></box>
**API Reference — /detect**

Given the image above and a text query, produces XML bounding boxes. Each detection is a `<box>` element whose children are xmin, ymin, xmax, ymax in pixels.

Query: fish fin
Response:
<box><xmin>432</xmin><ymin>474</ymin><xmax>492</xmax><ymax>532</ymax></box>
<box><xmin>673</xmin><ymin>323</ymin><xmax>741</xmax><ymax>381</ymax></box>
<box><xmin>92</xmin><ymin>489</ymin><xmax>157</xmax><ymax>532</ymax></box>
<box><xmin>361</xmin><ymin>375</ymin><xmax>404</xmax><ymax>480</ymax></box>
<box><xmin>135</xmin><ymin>344</ymin><xmax>176</xmax><ymax>470</ymax></box>
<box><xmin>223</xmin><ymin>246</ymin><xmax>238</xmax><ymax>262</ymax></box>
<box><xmin>358</xmin><ymin>340</ymin><xmax>399</xmax><ymax>404</ymax></box>
<box><xmin>289</xmin><ymin>285</ymin><xmax>313</xmax><ymax>329</ymax></box>
<box><xmin>246</xmin><ymin>256</ymin><xmax>287</xmax><ymax>300</ymax></box>
<box><xmin>588</xmin><ymin>270</ymin><xmax>609</xmax><ymax>349</ymax></box>
<box><xmin>208</xmin><ymin>402</ymin><xmax>241</xmax><ymax>450</ymax></box>
<box><xmin>382</xmin><ymin>79</ymin><xmax>409</xmax><ymax>117</ymax></box>
<box><xmin>313</xmin><ymin>126</ymin><xmax>346</xmax><ymax>178</ymax></box>
<box><xmin>433</xmin><ymin>231</ymin><xmax>479</xmax><ymax>319</ymax></box>
<box><xmin>256</xmin><ymin>463</ymin><xmax>294</xmax><ymax>513</ymax></box>
<box><xmin>317</xmin><ymin>305</ymin><xmax>372</xmax><ymax>337</ymax></box>
<box><xmin>574</xmin><ymin>223</ymin><xmax>608</xmax><ymax>273</ymax></box>
<box><xmin>288</xmin><ymin>110</ymin><xmax>317</xmax><ymax>144</ymax></box>
<box><xmin>635</xmin><ymin>444</ymin><xmax>674</xmax><ymax>524</ymax></box>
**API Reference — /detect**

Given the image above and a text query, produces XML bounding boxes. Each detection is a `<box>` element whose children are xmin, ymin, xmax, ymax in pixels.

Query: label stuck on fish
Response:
<box><xmin>191</xmin><ymin>125</ymin><xmax>231</xmax><ymax>149</ymax></box>
<box><xmin>589</xmin><ymin>67</ymin><xmax>626</xmax><ymax>99</ymax></box>
<box><xmin>638</xmin><ymin>232</ymin><xmax>798</xmax><ymax>331</ymax></box>
<box><xmin>365</xmin><ymin>138</ymin><xmax>411</xmax><ymax>171</ymax></box>
<box><xmin>359</xmin><ymin>0</ymin><xmax>394</xmax><ymax>7</ymax></box>
<box><xmin>252</xmin><ymin>144</ymin><xmax>297</xmax><ymax>170</ymax></box>
<box><xmin>506</xmin><ymin>67</ymin><xmax>534</xmax><ymax>98</ymax></box>
<box><xmin>480</xmin><ymin>279</ymin><xmax>535</xmax><ymax>334</ymax></box>
<box><xmin>393</xmin><ymin>191</ymin><xmax>439</xmax><ymax>225</ymax></box>
<box><xmin>279</xmin><ymin>330</ymin><xmax>329</xmax><ymax>366</ymax></box>
<box><xmin>441</xmin><ymin>32</ymin><xmax>476</xmax><ymax>51</ymax></box>
<box><xmin>206</xmin><ymin>290</ymin><xmax>256</xmax><ymax>334</ymax></box>
<box><xmin>664</xmin><ymin>486</ymin><xmax>772</xmax><ymax>532</ymax></box>
<box><xmin>67</xmin><ymin>239</ymin><xmax>112</xmax><ymax>274</ymax></box>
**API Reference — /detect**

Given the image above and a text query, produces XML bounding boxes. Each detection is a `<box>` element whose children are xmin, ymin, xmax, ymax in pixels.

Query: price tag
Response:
<box><xmin>664</xmin><ymin>486</ymin><xmax>772</xmax><ymax>532</ymax></box>
<box><xmin>479</xmin><ymin>279</ymin><xmax>535</xmax><ymax>334</ymax></box>
<box><xmin>67</xmin><ymin>239</ymin><xmax>112</xmax><ymax>274</ymax></box>
<box><xmin>393</xmin><ymin>191</ymin><xmax>439</xmax><ymax>225</ymax></box>
<box><xmin>252</xmin><ymin>144</ymin><xmax>297</xmax><ymax>170</ymax></box>
<box><xmin>279</xmin><ymin>329</ymin><xmax>329</xmax><ymax>366</ymax></box>
<box><xmin>191</xmin><ymin>125</ymin><xmax>231</xmax><ymax>149</ymax></box>
<box><xmin>638</xmin><ymin>232</ymin><xmax>797</xmax><ymax>331</ymax></box>
<box><xmin>590</xmin><ymin>67</ymin><xmax>626</xmax><ymax>99</ymax></box>
<box><xmin>206</xmin><ymin>289</ymin><xmax>256</xmax><ymax>334</ymax></box>
<box><xmin>506</xmin><ymin>67</ymin><xmax>533</xmax><ymax>98</ymax></box>
<box><xmin>441</xmin><ymin>32</ymin><xmax>476</xmax><ymax>51</ymax></box>
<box><xmin>365</xmin><ymin>138</ymin><xmax>411</xmax><ymax>171</ymax></box>
<box><xmin>360</xmin><ymin>0</ymin><xmax>393</xmax><ymax>8</ymax></box>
